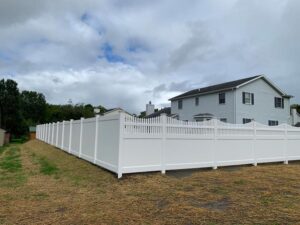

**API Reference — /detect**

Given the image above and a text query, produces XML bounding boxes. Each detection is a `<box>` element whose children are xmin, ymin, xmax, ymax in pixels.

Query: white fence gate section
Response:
<box><xmin>37</xmin><ymin>113</ymin><xmax>300</xmax><ymax>178</ymax></box>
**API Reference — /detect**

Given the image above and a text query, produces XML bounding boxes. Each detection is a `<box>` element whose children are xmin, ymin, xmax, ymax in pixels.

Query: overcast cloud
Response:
<box><xmin>1</xmin><ymin>0</ymin><xmax>300</xmax><ymax>113</ymax></box>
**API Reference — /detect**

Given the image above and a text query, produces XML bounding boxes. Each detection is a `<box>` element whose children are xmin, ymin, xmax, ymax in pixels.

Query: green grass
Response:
<box><xmin>30</xmin><ymin>151</ymin><xmax>60</xmax><ymax>176</ymax></box>
<box><xmin>38</xmin><ymin>156</ymin><xmax>59</xmax><ymax>175</ymax></box>
<box><xmin>0</xmin><ymin>145</ymin><xmax>26</xmax><ymax>187</ymax></box>
<box><xmin>0</xmin><ymin>147</ymin><xmax>22</xmax><ymax>172</ymax></box>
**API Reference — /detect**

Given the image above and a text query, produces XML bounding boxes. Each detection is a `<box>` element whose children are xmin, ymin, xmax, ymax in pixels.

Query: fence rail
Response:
<box><xmin>37</xmin><ymin>112</ymin><xmax>300</xmax><ymax>178</ymax></box>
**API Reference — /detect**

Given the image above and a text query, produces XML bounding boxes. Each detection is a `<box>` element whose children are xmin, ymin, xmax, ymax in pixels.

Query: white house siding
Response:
<box><xmin>235</xmin><ymin>78</ymin><xmax>291</xmax><ymax>124</ymax></box>
<box><xmin>171</xmin><ymin>91</ymin><xmax>235</xmax><ymax>122</ymax></box>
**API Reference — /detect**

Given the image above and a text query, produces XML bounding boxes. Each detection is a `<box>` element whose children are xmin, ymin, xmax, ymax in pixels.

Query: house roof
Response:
<box><xmin>103</xmin><ymin>108</ymin><xmax>131</xmax><ymax>116</ymax></box>
<box><xmin>145</xmin><ymin>107</ymin><xmax>171</xmax><ymax>118</ymax></box>
<box><xmin>169</xmin><ymin>75</ymin><xmax>292</xmax><ymax>101</ymax></box>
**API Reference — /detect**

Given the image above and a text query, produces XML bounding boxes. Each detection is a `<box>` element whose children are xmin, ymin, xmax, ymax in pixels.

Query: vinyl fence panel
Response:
<box><xmin>63</xmin><ymin>121</ymin><xmax>70</xmax><ymax>151</ymax></box>
<box><xmin>81</xmin><ymin>117</ymin><xmax>96</xmax><ymax>163</ymax></box>
<box><xmin>70</xmin><ymin>120</ymin><xmax>81</xmax><ymax>156</ymax></box>
<box><xmin>36</xmin><ymin>112</ymin><xmax>300</xmax><ymax>178</ymax></box>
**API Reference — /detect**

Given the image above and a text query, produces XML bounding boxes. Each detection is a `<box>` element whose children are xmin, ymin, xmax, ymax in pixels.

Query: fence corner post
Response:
<box><xmin>161</xmin><ymin>113</ymin><xmax>167</xmax><ymax>174</ymax></box>
<box><xmin>79</xmin><ymin>117</ymin><xmax>84</xmax><ymax>158</ymax></box>
<box><xmin>69</xmin><ymin>119</ymin><xmax>73</xmax><ymax>153</ymax></box>
<box><xmin>212</xmin><ymin>119</ymin><xmax>218</xmax><ymax>170</ymax></box>
<box><xmin>117</xmin><ymin>112</ymin><xmax>125</xmax><ymax>179</ymax></box>
<box><xmin>284</xmin><ymin>123</ymin><xmax>288</xmax><ymax>165</ymax></box>
<box><xmin>93</xmin><ymin>115</ymin><xmax>100</xmax><ymax>164</ymax></box>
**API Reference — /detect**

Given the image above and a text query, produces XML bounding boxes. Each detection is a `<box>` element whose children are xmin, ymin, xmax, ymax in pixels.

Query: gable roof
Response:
<box><xmin>145</xmin><ymin>107</ymin><xmax>171</xmax><ymax>118</ymax></box>
<box><xmin>169</xmin><ymin>75</ymin><xmax>292</xmax><ymax>101</ymax></box>
<box><xmin>103</xmin><ymin>108</ymin><xmax>131</xmax><ymax>116</ymax></box>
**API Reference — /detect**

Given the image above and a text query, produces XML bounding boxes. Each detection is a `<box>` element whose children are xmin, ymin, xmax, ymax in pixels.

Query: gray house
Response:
<box><xmin>169</xmin><ymin>75</ymin><xmax>292</xmax><ymax>125</ymax></box>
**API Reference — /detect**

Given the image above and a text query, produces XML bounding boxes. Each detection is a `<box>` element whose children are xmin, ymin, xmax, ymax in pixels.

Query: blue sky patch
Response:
<box><xmin>100</xmin><ymin>43</ymin><xmax>125</xmax><ymax>63</ymax></box>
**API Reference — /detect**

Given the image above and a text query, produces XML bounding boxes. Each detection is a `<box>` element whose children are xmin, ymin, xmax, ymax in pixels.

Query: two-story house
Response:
<box><xmin>169</xmin><ymin>75</ymin><xmax>292</xmax><ymax>125</ymax></box>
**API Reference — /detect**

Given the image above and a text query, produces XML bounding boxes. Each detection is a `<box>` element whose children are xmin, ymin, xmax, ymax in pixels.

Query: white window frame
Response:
<box><xmin>244</xmin><ymin>92</ymin><xmax>252</xmax><ymax>105</ymax></box>
<box><xmin>268</xmin><ymin>120</ymin><xmax>279</xmax><ymax>126</ymax></box>
<box><xmin>195</xmin><ymin>97</ymin><xmax>199</xmax><ymax>106</ymax></box>
<box><xmin>219</xmin><ymin>93</ymin><xmax>226</xmax><ymax>104</ymax></box>
<box><xmin>178</xmin><ymin>100</ymin><xmax>182</xmax><ymax>110</ymax></box>
<box><xmin>275</xmin><ymin>97</ymin><xmax>284</xmax><ymax>109</ymax></box>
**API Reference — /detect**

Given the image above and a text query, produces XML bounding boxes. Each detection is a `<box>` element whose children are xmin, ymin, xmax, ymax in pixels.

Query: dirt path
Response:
<box><xmin>1</xmin><ymin>140</ymin><xmax>300</xmax><ymax>225</ymax></box>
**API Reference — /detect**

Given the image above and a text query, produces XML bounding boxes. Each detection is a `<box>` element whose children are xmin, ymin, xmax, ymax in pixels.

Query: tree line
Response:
<box><xmin>0</xmin><ymin>79</ymin><xmax>107</xmax><ymax>137</ymax></box>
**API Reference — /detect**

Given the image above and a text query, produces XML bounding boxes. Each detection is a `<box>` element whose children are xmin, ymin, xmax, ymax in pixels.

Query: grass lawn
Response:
<box><xmin>1</xmin><ymin>140</ymin><xmax>300</xmax><ymax>225</ymax></box>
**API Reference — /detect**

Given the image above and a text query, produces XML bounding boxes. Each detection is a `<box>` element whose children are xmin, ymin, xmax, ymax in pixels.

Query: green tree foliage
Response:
<box><xmin>0</xmin><ymin>78</ymin><xmax>107</xmax><ymax>136</ymax></box>
<box><xmin>44</xmin><ymin>104</ymin><xmax>107</xmax><ymax>122</ymax></box>
<box><xmin>0</xmin><ymin>79</ymin><xmax>27</xmax><ymax>135</ymax></box>
<box><xmin>20</xmin><ymin>91</ymin><xmax>47</xmax><ymax>125</ymax></box>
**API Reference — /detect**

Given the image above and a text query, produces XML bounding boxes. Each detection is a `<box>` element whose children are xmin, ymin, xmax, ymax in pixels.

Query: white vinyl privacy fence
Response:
<box><xmin>37</xmin><ymin>113</ymin><xmax>300</xmax><ymax>178</ymax></box>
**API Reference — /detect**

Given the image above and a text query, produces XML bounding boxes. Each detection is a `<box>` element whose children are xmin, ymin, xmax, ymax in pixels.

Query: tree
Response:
<box><xmin>0</xmin><ymin>79</ymin><xmax>26</xmax><ymax>135</ymax></box>
<box><xmin>20</xmin><ymin>90</ymin><xmax>47</xmax><ymax>125</ymax></box>
<box><xmin>44</xmin><ymin>103</ymin><xmax>107</xmax><ymax>122</ymax></box>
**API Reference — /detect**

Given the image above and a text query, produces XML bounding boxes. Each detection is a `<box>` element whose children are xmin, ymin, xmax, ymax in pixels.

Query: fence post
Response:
<box><xmin>56</xmin><ymin>122</ymin><xmax>59</xmax><ymax>147</ymax></box>
<box><xmin>61</xmin><ymin>121</ymin><xmax>65</xmax><ymax>150</ymax></box>
<box><xmin>253</xmin><ymin>121</ymin><xmax>257</xmax><ymax>166</ymax></box>
<box><xmin>93</xmin><ymin>115</ymin><xmax>100</xmax><ymax>164</ymax></box>
<box><xmin>43</xmin><ymin>124</ymin><xmax>46</xmax><ymax>141</ymax></box>
<box><xmin>47</xmin><ymin>123</ymin><xmax>50</xmax><ymax>143</ymax></box>
<box><xmin>69</xmin><ymin>119</ymin><xmax>73</xmax><ymax>153</ymax></box>
<box><xmin>42</xmin><ymin>125</ymin><xmax>44</xmax><ymax>141</ymax></box>
<box><xmin>51</xmin><ymin>123</ymin><xmax>55</xmax><ymax>145</ymax></box>
<box><xmin>118</xmin><ymin>112</ymin><xmax>125</xmax><ymax>178</ymax></box>
<box><xmin>284</xmin><ymin>124</ymin><xmax>288</xmax><ymax>165</ymax></box>
<box><xmin>212</xmin><ymin>119</ymin><xmax>218</xmax><ymax>170</ymax></box>
<box><xmin>79</xmin><ymin>117</ymin><xmax>84</xmax><ymax>158</ymax></box>
<box><xmin>161</xmin><ymin>114</ymin><xmax>167</xmax><ymax>174</ymax></box>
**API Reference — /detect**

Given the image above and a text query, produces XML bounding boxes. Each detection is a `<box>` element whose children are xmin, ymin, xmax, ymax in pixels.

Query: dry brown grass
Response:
<box><xmin>1</xmin><ymin>140</ymin><xmax>300</xmax><ymax>225</ymax></box>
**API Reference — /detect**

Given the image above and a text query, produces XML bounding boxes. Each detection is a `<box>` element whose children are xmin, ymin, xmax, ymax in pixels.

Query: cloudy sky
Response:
<box><xmin>1</xmin><ymin>0</ymin><xmax>300</xmax><ymax>113</ymax></box>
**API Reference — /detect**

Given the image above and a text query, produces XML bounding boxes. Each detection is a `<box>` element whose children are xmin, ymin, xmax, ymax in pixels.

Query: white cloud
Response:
<box><xmin>1</xmin><ymin>0</ymin><xmax>300</xmax><ymax>113</ymax></box>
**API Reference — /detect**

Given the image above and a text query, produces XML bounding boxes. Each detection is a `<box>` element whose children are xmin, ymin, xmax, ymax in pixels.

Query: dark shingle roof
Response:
<box><xmin>145</xmin><ymin>107</ymin><xmax>171</xmax><ymax>118</ymax></box>
<box><xmin>170</xmin><ymin>75</ymin><xmax>262</xmax><ymax>101</ymax></box>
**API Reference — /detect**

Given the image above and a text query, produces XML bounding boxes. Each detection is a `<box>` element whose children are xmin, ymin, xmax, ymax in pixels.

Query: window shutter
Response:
<box><xmin>251</xmin><ymin>93</ymin><xmax>254</xmax><ymax>105</ymax></box>
<box><xmin>242</xmin><ymin>92</ymin><xmax>246</xmax><ymax>104</ymax></box>
<box><xmin>274</xmin><ymin>97</ymin><xmax>276</xmax><ymax>108</ymax></box>
<box><xmin>282</xmin><ymin>98</ymin><xmax>284</xmax><ymax>109</ymax></box>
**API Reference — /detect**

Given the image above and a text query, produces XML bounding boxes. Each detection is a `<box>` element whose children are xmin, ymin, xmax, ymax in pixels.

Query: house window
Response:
<box><xmin>195</xmin><ymin>97</ymin><xmax>199</xmax><ymax>106</ymax></box>
<box><xmin>268</xmin><ymin>120</ymin><xmax>279</xmax><ymax>126</ymax></box>
<box><xmin>274</xmin><ymin>97</ymin><xmax>284</xmax><ymax>108</ymax></box>
<box><xmin>220</xmin><ymin>118</ymin><xmax>227</xmax><ymax>123</ymax></box>
<box><xmin>243</xmin><ymin>92</ymin><xmax>254</xmax><ymax>105</ymax></box>
<box><xmin>219</xmin><ymin>93</ymin><xmax>225</xmax><ymax>104</ymax></box>
<box><xmin>178</xmin><ymin>100</ymin><xmax>182</xmax><ymax>109</ymax></box>
<box><xmin>243</xmin><ymin>118</ymin><xmax>252</xmax><ymax>124</ymax></box>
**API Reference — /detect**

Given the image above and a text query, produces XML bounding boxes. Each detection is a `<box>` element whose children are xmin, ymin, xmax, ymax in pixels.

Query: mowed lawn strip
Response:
<box><xmin>0</xmin><ymin>145</ymin><xmax>27</xmax><ymax>188</ymax></box>
<box><xmin>1</xmin><ymin>140</ymin><xmax>300</xmax><ymax>225</ymax></box>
